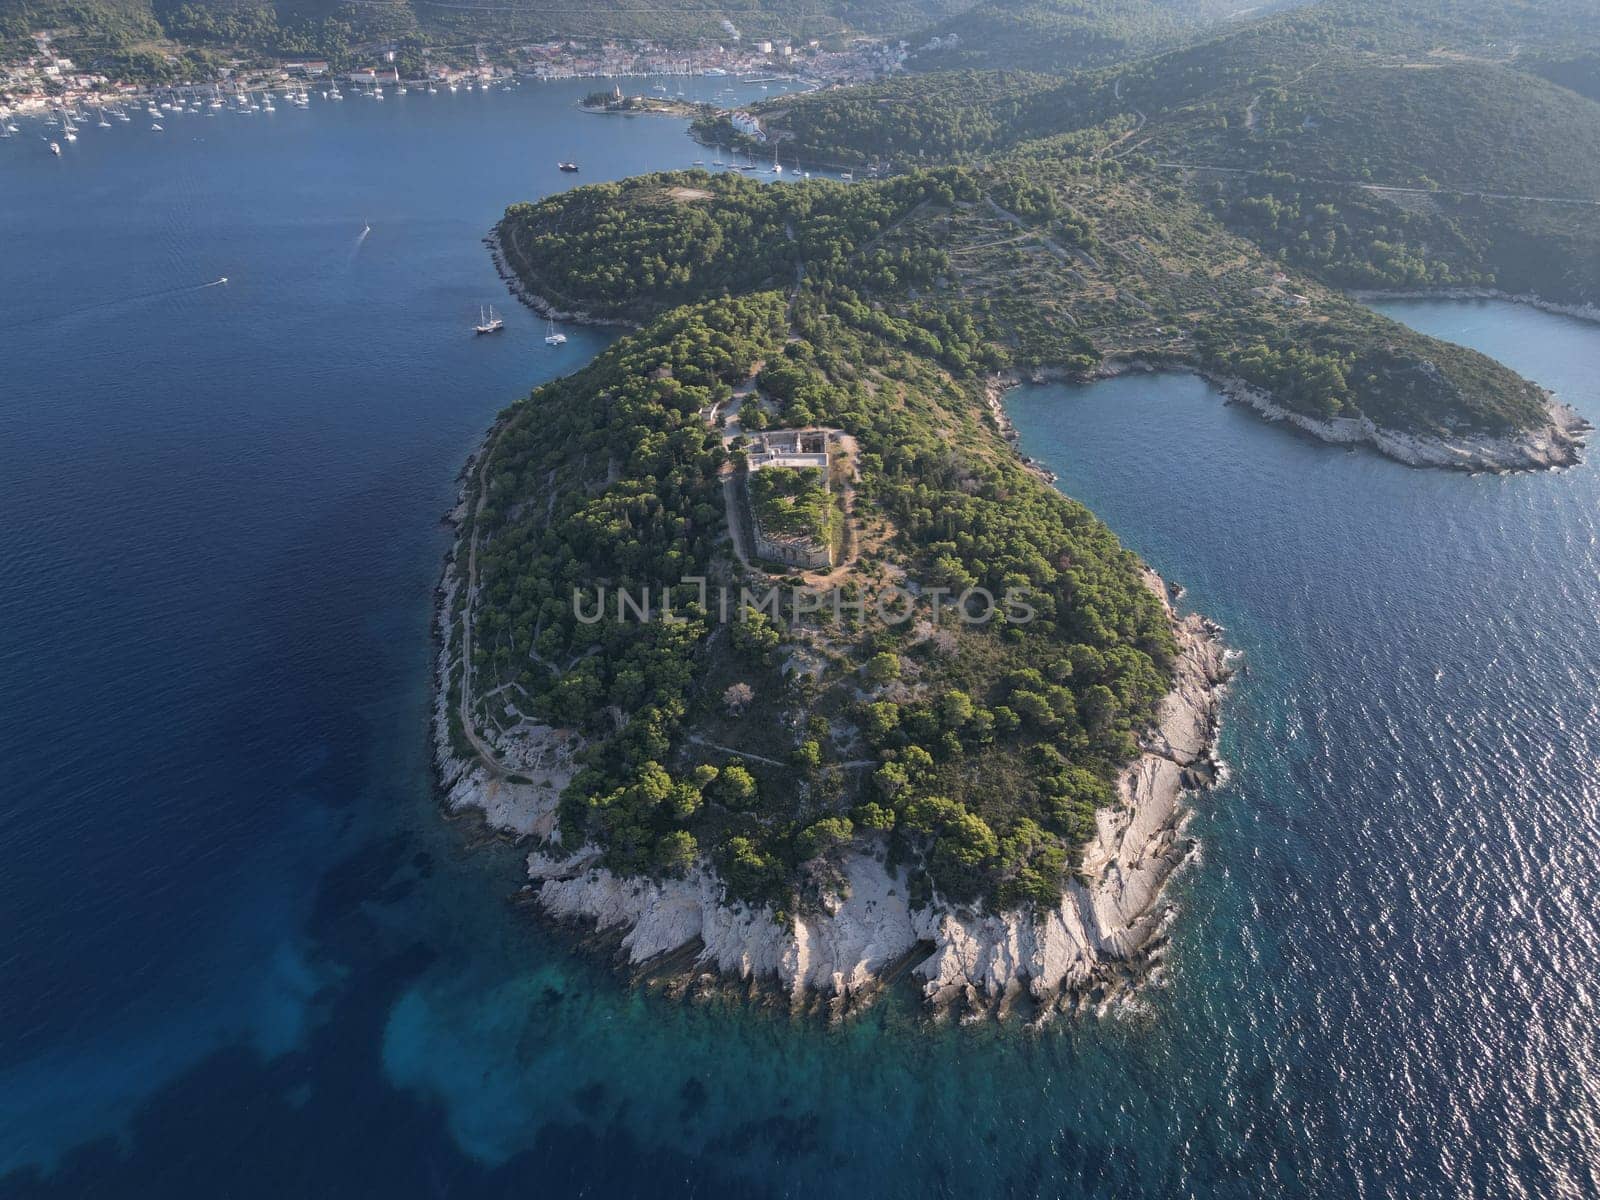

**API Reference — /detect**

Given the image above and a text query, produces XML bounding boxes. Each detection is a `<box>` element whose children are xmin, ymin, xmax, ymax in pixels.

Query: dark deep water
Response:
<box><xmin>3</xmin><ymin>83</ymin><xmax>1599</xmax><ymax>1197</ymax></box>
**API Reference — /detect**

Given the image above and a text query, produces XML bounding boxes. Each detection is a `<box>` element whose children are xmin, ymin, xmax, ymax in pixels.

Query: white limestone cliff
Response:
<box><xmin>466</xmin><ymin>604</ymin><xmax>1230</xmax><ymax>1017</ymax></box>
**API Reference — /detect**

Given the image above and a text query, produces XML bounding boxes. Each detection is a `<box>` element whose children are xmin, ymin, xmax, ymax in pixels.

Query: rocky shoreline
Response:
<box><xmin>434</xmin><ymin>428</ymin><xmax>1233</xmax><ymax>1017</ymax></box>
<box><xmin>1209</xmin><ymin>373</ymin><xmax>1588</xmax><ymax>473</ymax></box>
<box><xmin>485</xmin><ymin>225</ymin><xmax>641</xmax><ymax>329</ymax></box>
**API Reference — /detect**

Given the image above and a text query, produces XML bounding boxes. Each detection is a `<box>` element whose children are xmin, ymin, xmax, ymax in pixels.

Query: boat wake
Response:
<box><xmin>0</xmin><ymin>276</ymin><xmax>233</xmax><ymax>329</ymax></box>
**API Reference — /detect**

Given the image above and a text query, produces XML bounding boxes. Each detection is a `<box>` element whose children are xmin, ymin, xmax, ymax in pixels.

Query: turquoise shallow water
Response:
<box><xmin>2</xmin><ymin>81</ymin><xmax>1599</xmax><ymax>1197</ymax></box>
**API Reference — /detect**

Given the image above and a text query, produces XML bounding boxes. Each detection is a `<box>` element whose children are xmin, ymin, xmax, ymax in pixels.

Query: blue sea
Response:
<box><xmin>3</xmin><ymin>79</ymin><xmax>1599</xmax><ymax>1198</ymax></box>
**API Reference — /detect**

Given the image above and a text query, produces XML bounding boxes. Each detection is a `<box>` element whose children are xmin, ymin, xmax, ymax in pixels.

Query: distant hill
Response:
<box><xmin>901</xmin><ymin>0</ymin><xmax>1306</xmax><ymax>76</ymax></box>
<box><xmin>1524</xmin><ymin>51</ymin><xmax>1600</xmax><ymax>103</ymax></box>
<box><xmin>896</xmin><ymin>0</ymin><xmax>1600</xmax><ymax>77</ymax></box>
<box><xmin>0</xmin><ymin>0</ymin><xmax>980</xmax><ymax>73</ymax></box>
<box><xmin>736</xmin><ymin>0</ymin><xmax>1600</xmax><ymax>304</ymax></box>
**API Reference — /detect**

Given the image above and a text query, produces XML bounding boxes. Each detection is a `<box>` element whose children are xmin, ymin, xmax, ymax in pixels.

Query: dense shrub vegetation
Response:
<box><xmin>459</xmin><ymin>283</ymin><xmax>1177</xmax><ymax>913</ymax></box>
<box><xmin>724</xmin><ymin>0</ymin><xmax>1600</xmax><ymax>306</ymax></box>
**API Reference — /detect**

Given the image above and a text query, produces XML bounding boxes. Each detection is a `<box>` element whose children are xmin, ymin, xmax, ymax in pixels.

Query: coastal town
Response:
<box><xmin>0</xmin><ymin>29</ymin><xmax>906</xmax><ymax>121</ymax></box>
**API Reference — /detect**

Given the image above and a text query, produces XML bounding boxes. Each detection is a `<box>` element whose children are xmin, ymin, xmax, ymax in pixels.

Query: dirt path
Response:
<box><xmin>721</xmin><ymin>468</ymin><xmax>758</xmax><ymax>569</ymax></box>
<box><xmin>456</xmin><ymin>433</ymin><xmax>511</xmax><ymax>778</ymax></box>
<box><xmin>687</xmin><ymin>734</ymin><xmax>875</xmax><ymax>772</ymax></box>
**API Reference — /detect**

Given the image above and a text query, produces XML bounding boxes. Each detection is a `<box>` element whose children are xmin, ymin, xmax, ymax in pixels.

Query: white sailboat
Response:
<box><xmin>475</xmin><ymin>305</ymin><xmax>504</xmax><ymax>335</ymax></box>
<box><xmin>544</xmin><ymin>317</ymin><xmax>567</xmax><ymax>346</ymax></box>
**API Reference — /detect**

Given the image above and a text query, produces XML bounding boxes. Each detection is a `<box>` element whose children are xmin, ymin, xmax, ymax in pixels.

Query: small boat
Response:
<box><xmin>474</xmin><ymin>305</ymin><xmax>504</xmax><ymax>335</ymax></box>
<box><xmin>558</xmin><ymin>161</ymin><xmax>579</xmax><ymax>172</ymax></box>
<box><xmin>217</xmin><ymin>276</ymin><xmax>228</xmax><ymax>284</ymax></box>
<box><xmin>49</xmin><ymin>141</ymin><xmax>61</xmax><ymax>155</ymax></box>
<box><xmin>544</xmin><ymin>317</ymin><xmax>567</xmax><ymax>346</ymax></box>
<box><xmin>841</xmin><ymin>171</ymin><xmax>854</xmax><ymax>182</ymax></box>
<box><xmin>692</xmin><ymin>159</ymin><xmax>705</xmax><ymax>166</ymax></box>
<box><xmin>150</xmin><ymin>123</ymin><xmax>162</xmax><ymax>131</ymax></box>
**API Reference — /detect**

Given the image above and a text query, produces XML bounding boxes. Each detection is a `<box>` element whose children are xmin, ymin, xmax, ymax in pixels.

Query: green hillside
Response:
<box><xmin>1136</xmin><ymin>60</ymin><xmax>1600</xmax><ymax>198</ymax></box>
<box><xmin>902</xmin><ymin>0</ymin><xmax>1302</xmax><ymax>76</ymax></box>
<box><xmin>454</xmin><ymin>289</ymin><xmax>1176</xmax><ymax>910</ymax></box>
<box><xmin>0</xmin><ymin>0</ymin><xmax>980</xmax><ymax>71</ymax></box>
<box><xmin>729</xmin><ymin>0</ymin><xmax>1600</xmax><ymax>303</ymax></box>
<box><xmin>500</xmin><ymin>165</ymin><xmax>1553</xmax><ymax>434</ymax></box>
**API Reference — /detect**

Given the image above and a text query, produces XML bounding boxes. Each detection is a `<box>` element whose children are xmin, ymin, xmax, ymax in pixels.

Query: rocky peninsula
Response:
<box><xmin>437</xmin><ymin>479</ymin><xmax>1230</xmax><ymax>1015</ymax></box>
<box><xmin>439</xmin><ymin>160</ymin><xmax>1588</xmax><ymax>1021</ymax></box>
<box><xmin>433</xmin><ymin>285</ymin><xmax>1235</xmax><ymax>1019</ymax></box>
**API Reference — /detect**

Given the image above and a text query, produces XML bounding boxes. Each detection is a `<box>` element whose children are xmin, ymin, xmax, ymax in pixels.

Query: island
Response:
<box><xmin>580</xmin><ymin>86</ymin><xmax>709</xmax><ymax>119</ymax></box>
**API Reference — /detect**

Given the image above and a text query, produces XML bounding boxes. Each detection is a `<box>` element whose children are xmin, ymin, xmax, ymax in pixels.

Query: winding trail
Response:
<box><xmin>455</xmin><ymin>430</ymin><xmax>510</xmax><ymax>779</ymax></box>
